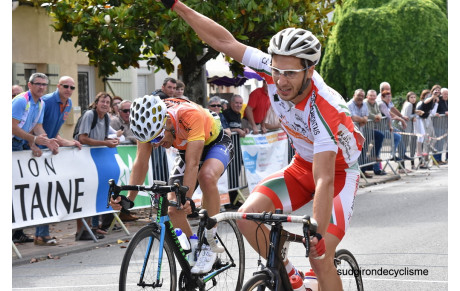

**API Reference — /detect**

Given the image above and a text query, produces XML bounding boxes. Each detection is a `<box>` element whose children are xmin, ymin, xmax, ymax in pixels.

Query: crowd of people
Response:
<box><xmin>346</xmin><ymin>82</ymin><xmax>448</xmax><ymax>178</ymax></box>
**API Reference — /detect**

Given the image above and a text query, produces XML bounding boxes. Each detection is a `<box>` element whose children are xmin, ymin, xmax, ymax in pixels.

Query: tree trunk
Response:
<box><xmin>179</xmin><ymin>49</ymin><xmax>220</xmax><ymax>107</ymax></box>
<box><xmin>182</xmin><ymin>62</ymin><xmax>207</xmax><ymax>107</ymax></box>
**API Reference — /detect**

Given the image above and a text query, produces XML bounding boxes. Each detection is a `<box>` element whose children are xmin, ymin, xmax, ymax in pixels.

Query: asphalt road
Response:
<box><xmin>11</xmin><ymin>166</ymin><xmax>449</xmax><ymax>290</ymax></box>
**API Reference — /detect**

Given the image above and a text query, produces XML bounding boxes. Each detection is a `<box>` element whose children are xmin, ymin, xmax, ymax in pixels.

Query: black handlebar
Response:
<box><xmin>197</xmin><ymin>209</ymin><xmax>318</xmax><ymax>259</ymax></box>
<box><xmin>107</xmin><ymin>179</ymin><xmax>191</xmax><ymax>211</ymax></box>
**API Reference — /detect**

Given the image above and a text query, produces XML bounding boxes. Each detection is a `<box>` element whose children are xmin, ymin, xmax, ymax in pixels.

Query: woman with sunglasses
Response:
<box><xmin>208</xmin><ymin>96</ymin><xmax>231</xmax><ymax>135</ymax></box>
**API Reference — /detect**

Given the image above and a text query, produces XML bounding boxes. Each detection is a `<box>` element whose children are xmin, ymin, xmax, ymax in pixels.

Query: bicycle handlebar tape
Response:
<box><xmin>161</xmin><ymin>0</ymin><xmax>178</xmax><ymax>10</ymax></box>
<box><xmin>313</xmin><ymin>233</ymin><xmax>326</xmax><ymax>260</ymax></box>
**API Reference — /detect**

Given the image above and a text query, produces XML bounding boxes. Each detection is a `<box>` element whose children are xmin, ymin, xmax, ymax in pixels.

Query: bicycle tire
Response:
<box><xmin>335</xmin><ymin>249</ymin><xmax>364</xmax><ymax>291</ymax></box>
<box><xmin>119</xmin><ymin>224</ymin><xmax>177</xmax><ymax>291</ymax></box>
<box><xmin>241</xmin><ymin>273</ymin><xmax>272</xmax><ymax>291</ymax></box>
<box><xmin>208</xmin><ymin>219</ymin><xmax>245</xmax><ymax>291</ymax></box>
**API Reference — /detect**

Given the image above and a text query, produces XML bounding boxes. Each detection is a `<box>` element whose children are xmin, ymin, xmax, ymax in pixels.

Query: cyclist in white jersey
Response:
<box><xmin>155</xmin><ymin>1</ymin><xmax>364</xmax><ymax>289</ymax></box>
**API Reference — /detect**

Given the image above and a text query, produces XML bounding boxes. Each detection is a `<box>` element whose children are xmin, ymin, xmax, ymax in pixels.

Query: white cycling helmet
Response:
<box><xmin>129</xmin><ymin>95</ymin><xmax>167</xmax><ymax>143</ymax></box>
<box><xmin>268</xmin><ymin>28</ymin><xmax>321</xmax><ymax>65</ymax></box>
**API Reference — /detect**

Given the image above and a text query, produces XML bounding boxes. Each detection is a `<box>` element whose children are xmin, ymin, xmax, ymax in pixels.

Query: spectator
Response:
<box><xmin>75</xmin><ymin>92</ymin><xmax>120</xmax><ymax>240</ymax></box>
<box><xmin>400</xmin><ymin>91</ymin><xmax>422</xmax><ymax>170</ymax></box>
<box><xmin>221</xmin><ymin>99</ymin><xmax>229</xmax><ymax>111</ymax></box>
<box><xmin>12</xmin><ymin>73</ymin><xmax>60</xmax><ymax>156</ymax></box>
<box><xmin>434</xmin><ymin>88</ymin><xmax>448</xmax><ymax>164</ymax></box>
<box><xmin>243</xmin><ymin>80</ymin><xmax>270</xmax><ymax>134</ymax></box>
<box><xmin>207</xmin><ymin>96</ymin><xmax>231</xmax><ymax>135</ymax></box>
<box><xmin>363</xmin><ymin>89</ymin><xmax>385</xmax><ymax>175</ymax></box>
<box><xmin>414</xmin><ymin>89</ymin><xmax>430</xmax><ymax>168</ymax></box>
<box><xmin>417</xmin><ymin>85</ymin><xmax>442</xmax><ymax>165</ymax></box>
<box><xmin>222</xmin><ymin>94</ymin><xmax>250</xmax><ymax>137</ymax></box>
<box><xmin>378</xmin><ymin>90</ymin><xmax>411</xmax><ymax>172</ymax></box>
<box><xmin>152</xmin><ymin>77</ymin><xmax>177</xmax><ymax>99</ymax></box>
<box><xmin>110</xmin><ymin>100</ymin><xmax>137</xmax><ymax>144</ymax></box>
<box><xmin>107</xmin><ymin>100</ymin><xmax>139</xmax><ymax>223</ymax></box>
<box><xmin>347</xmin><ymin>89</ymin><xmax>368</xmax><ymax>130</ymax></box>
<box><xmin>174</xmin><ymin>80</ymin><xmax>190</xmax><ymax>100</ymax></box>
<box><xmin>416</xmin><ymin>87</ymin><xmax>439</xmax><ymax>148</ymax></box>
<box><xmin>12</xmin><ymin>85</ymin><xmax>24</xmax><ymax>99</ymax></box>
<box><xmin>35</xmin><ymin>76</ymin><xmax>83</xmax><ymax>246</ymax></box>
<box><xmin>110</xmin><ymin>96</ymin><xmax>123</xmax><ymax>119</ymax></box>
<box><xmin>377</xmin><ymin>81</ymin><xmax>409</xmax><ymax>127</ymax></box>
<box><xmin>437</xmin><ymin>88</ymin><xmax>448</xmax><ymax>115</ymax></box>
<box><xmin>347</xmin><ymin>89</ymin><xmax>372</xmax><ymax>178</ymax></box>
<box><xmin>12</xmin><ymin>73</ymin><xmax>59</xmax><ymax>244</ymax></box>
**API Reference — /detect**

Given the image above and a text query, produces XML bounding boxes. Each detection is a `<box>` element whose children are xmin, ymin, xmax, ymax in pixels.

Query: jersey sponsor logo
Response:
<box><xmin>280</xmin><ymin>120</ymin><xmax>313</xmax><ymax>144</ymax></box>
<box><xmin>309</xmin><ymin>91</ymin><xmax>321</xmax><ymax>136</ymax></box>
<box><xmin>178</xmin><ymin>119</ymin><xmax>192</xmax><ymax>132</ymax></box>
<box><xmin>261</xmin><ymin>56</ymin><xmax>270</xmax><ymax>65</ymax></box>
<box><xmin>336</xmin><ymin>125</ymin><xmax>353</xmax><ymax>160</ymax></box>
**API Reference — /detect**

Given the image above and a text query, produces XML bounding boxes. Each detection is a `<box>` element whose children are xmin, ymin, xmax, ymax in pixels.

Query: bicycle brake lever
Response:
<box><xmin>303</xmin><ymin>223</ymin><xmax>311</xmax><ymax>258</ymax></box>
<box><xmin>107</xmin><ymin>179</ymin><xmax>117</xmax><ymax>208</ymax></box>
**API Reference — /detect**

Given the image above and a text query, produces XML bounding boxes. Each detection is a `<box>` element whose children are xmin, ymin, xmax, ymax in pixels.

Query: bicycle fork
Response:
<box><xmin>136</xmin><ymin>222</ymin><xmax>167</xmax><ymax>288</ymax></box>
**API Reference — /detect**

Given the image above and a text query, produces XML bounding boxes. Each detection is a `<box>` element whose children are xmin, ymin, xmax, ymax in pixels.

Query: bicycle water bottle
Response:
<box><xmin>188</xmin><ymin>233</ymin><xmax>198</xmax><ymax>266</ymax></box>
<box><xmin>174</xmin><ymin>228</ymin><xmax>190</xmax><ymax>251</ymax></box>
<box><xmin>303</xmin><ymin>269</ymin><xmax>318</xmax><ymax>291</ymax></box>
<box><xmin>290</xmin><ymin>274</ymin><xmax>306</xmax><ymax>291</ymax></box>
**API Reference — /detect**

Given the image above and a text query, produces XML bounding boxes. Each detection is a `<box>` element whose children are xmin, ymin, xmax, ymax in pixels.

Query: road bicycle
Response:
<box><xmin>108</xmin><ymin>179</ymin><xmax>245</xmax><ymax>291</ymax></box>
<box><xmin>198</xmin><ymin>209</ymin><xmax>364</xmax><ymax>291</ymax></box>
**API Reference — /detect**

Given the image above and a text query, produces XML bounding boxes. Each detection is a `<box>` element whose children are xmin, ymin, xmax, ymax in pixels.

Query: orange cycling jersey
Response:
<box><xmin>165</xmin><ymin>99</ymin><xmax>221</xmax><ymax>150</ymax></box>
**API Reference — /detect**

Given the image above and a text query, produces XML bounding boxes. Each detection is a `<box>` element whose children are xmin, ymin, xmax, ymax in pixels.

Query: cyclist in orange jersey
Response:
<box><xmin>111</xmin><ymin>96</ymin><xmax>234</xmax><ymax>274</ymax></box>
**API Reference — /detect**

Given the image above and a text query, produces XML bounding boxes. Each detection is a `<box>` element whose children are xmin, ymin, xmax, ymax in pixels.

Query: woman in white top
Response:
<box><xmin>401</xmin><ymin>92</ymin><xmax>422</xmax><ymax>169</ymax></box>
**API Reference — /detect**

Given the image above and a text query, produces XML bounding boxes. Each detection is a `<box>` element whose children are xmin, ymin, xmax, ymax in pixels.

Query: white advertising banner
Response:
<box><xmin>12</xmin><ymin>145</ymin><xmax>154</xmax><ymax>229</ymax></box>
<box><xmin>239</xmin><ymin>130</ymin><xmax>289</xmax><ymax>193</ymax></box>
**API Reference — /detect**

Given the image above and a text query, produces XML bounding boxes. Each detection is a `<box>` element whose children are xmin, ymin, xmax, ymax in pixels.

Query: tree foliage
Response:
<box><xmin>319</xmin><ymin>0</ymin><xmax>448</xmax><ymax>105</ymax></box>
<box><xmin>34</xmin><ymin>0</ymin><xmax>340</xmax><ymax>104</ymax></box>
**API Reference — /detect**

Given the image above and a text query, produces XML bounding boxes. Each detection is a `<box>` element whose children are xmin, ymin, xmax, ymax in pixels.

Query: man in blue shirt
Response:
<box><xmin>12</xmin><ymin>73</ymin><xmax>59</xmax><ymax>156</ymax></box>
<box><xmin>42</xmin><ymin>76</ymin><xmax>82</xmax><ymax>150</ymax></box>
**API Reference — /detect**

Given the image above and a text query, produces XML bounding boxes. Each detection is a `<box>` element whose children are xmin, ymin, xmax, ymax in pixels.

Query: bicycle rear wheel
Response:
<box><xmin>207</xmin><ymin>219</ymin><xmax>245</xmax><ymax>290</ymax></box>
<box><xmin>335</xmin><ymin>249</ymin><xmax>364</xmax><ymax>291</ymax></box>
<box><xmin>241</xmin><ymin>273</ymin><xmax>272</xmax><ymax>291</ymax></box>
<box><xmin>119</xmin><ymin>224</ymin><xmax>177</xmax><ymax>291</ymax></box>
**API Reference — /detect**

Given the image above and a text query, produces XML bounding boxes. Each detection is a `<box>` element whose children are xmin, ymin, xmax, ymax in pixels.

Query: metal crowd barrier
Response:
<box><xmin>429</xmin><ymin>114</ymin><xmax>448</xmax><ymax>162</ymax></box>
<box><xmin>151</xmin><ymin>146</ymin><xmax>170</xmax><ymax>182</ymax></box>
<box><xmin>148</xmin><ymin>114</ymin><xmax>448</xmax><ymax>193</ymax></box>
<box><xmin>358</xmin><ymin>114</ymin><xmax>448</xmax><ymax>184</ymax></box>
<box><xmin>148</xmin><ymin>132</ymin><xmax>249</xmax><ymax>206</ymax></box>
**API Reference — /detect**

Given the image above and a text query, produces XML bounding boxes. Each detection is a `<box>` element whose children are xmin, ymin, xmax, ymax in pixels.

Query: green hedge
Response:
<box><xmin>319</xmin><ymin>0</ymin><xmax>447</xmax><ymax>108</ymax></box>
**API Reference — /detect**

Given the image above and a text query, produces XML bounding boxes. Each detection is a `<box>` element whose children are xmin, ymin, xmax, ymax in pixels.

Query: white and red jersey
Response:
<box><xmin>242</xmin><ymin>47</ymin><xmax>363</xmax><ymax>169</ymax></box>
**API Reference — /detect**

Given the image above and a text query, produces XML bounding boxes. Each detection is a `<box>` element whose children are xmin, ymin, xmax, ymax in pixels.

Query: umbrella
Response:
<box><xmin>241</xmin><ymin>66</ymin><xmax>263</xmax><ymax>81</ymax></box>
<box><xmin>206</xmin><ymin>54</ymin><xmax>263</xmax><ymax>87</ymax></box>
<box><xmin>207</xmin><ymin>75</ymin><xmax>248</xmax><ymax>87</ymax></box>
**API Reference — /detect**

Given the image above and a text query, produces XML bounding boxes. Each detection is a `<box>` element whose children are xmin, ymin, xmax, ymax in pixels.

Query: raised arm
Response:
<box><xmin>164</xmin><ymin>0</ymin><xmax>247</xmax><ymax>62</ymax></box>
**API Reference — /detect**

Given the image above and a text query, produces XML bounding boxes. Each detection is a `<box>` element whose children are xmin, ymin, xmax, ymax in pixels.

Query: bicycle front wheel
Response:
<box><xmin>335</xmin><ymin>249</ymin><xmax>364</xmax><ymax>291</ymax></box>
<box><xmin>119</xmin><ymin>224</ymin><xmax>177</xmax><ymax>291</ymax></box>
<box><xmin>241</xmin><ymin>273</ymin><xmax>272</xmax><ymax>291</ymax></box>
<box><xmin>209</xmin><ymin>219</ymin><xmax>245</xmax><ymax>291</ymax></box>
